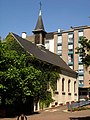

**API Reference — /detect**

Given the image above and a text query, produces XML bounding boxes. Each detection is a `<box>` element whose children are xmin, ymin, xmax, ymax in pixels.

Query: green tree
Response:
<box><xmin>0</xmin><ymin>33</ymin><xmax>59</xmax><ymax>110</ymax></box>
<box><xmin>76</xmin><ymin>36</ymin><xmax>90</xmax><ymax>67</ymax></box>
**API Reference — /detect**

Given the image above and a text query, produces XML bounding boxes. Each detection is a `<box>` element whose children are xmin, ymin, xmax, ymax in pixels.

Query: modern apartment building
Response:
<box><xmin>45</xmin><ymin>26</ymin><xmax>90</xmax><ymax>89</ymax></box>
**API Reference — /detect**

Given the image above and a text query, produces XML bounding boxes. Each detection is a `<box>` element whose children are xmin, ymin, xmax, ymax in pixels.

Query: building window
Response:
<box><xmin>57</xmin><ymin>50</ymin><xmax>62</xmax><ymax>54</ymax></box>
<box><xmin>68</xmin><ymin>33</ymin><xmax>74</xmax><ymax>67</ymax></box>
<box><xmin>68</xmin><ymin>44</ymin><xmax>73</xmax><ymax>51</ymax></box>
<box><xmin>68</xmin><ymin>54</ymin><xmax>73</xmax><ymax>62</ymax></box>
<box><xmin>57</xmin><ymin>45</ymin><xmax>62</xmax><ymax>50</ymax></box>
<box><xmin>57</xmin><ymin>45</ymin><xmax>62</xmax><ymax>56</ymax></box>
<box><xmin>68</xmin><ymin>34</ymin><xmax>73</xmax><ymax>43</ymax></box>
<box><xmin>74</xmin><ymin>81</ymin><xmax>76</xmax><ymax>92</ymax></box>
<box><xmin>78</xmin><ymin>64</ymin><xmax>84</xmax><ymax>73</ymax></box>
<box><xmin>78</xmin><ymin>76</ymin><xmax>84</xmax><ymax>80</ymax></box>
<box><xmin>78</xmin><ymin>56</ymin><xmax>82</xmax><ymax>62</ymax></box>
<box><xmin>79</xmin><ymin>80</ymin><xmax>84</xmax><ymax>86</ymax></box>
<box><xmin>78</xmin><ymin>31</ymin><xmax>83</xmax><ymax>37</ymax></box>
<box><xmin>68</xmin><ymin>80</ymin><xmax>71</xmax><ymax>92</ymax></box>
<box><xmin>35</xmin><ymin>34</ymin><xmax>40</xmax><ymax>44</ymax></box>
<box><xmin>78</xmin><ymin>43</ymin><xmax>82</xmax><ymax>48</ymax></box>
<box><xmin>57</xmin><ymin>35</ymin><xmax>62</xmax><ymax>44</ymax></box>
<box><xmin>62</xmin><ymin>78</ymin><xmax>65</xmax><ymax>91</ymax></box>
<box><xmin>57</xmin><ymin>35</ymin><xmax>62</xmax><ymax>57</ymax></box>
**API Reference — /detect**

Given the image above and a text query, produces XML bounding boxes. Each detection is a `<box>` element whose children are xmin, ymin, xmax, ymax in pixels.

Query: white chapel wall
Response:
<box><xmin>53</xmin><ymin>73</ymin><xmax>78</xmax><ymax>105</ymax></box>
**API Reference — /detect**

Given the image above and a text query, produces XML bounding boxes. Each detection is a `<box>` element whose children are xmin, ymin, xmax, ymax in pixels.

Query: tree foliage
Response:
<box><xmin>0</xmin><ymin>33</ymin><xmax>60</xmax><ymax>107</ymax></box>
<box><xmin>76</xmin><ymin>36</ymin><xmax>90</xmax><ymax>67</ymax></box>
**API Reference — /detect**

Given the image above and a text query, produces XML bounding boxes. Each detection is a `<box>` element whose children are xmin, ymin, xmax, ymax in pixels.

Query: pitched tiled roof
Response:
<box><xmin>11</xmin><ymin>32</ymin><xmax>77</xmax><ymax>76</ymax></box>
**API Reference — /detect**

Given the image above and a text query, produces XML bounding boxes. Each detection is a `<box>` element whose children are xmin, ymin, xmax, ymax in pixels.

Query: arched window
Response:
<box><xmin>62</xmin><ymin>78</ymin><xmax>65</xmax><ymax>91</ymax></box>
<box><xmin>74</xmin><ymin>81</ymin><xmax>76</xmax><ymax>92</ymax></box>
<box><xmin>68</xmin><ymin>80</ymin><xmax>71</xmax><ymax>92</ymax></box>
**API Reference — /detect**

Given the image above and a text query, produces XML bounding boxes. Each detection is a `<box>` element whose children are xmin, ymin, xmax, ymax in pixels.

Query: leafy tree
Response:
<box><xmin>76</xmin><ymin>36</ymin><xmax>90</xmax><ymax>67</ymax></box>
<box><xmin>0</xmin><ymin>33</ymin><xmax>60</xmax><ymax>110</ymax></box>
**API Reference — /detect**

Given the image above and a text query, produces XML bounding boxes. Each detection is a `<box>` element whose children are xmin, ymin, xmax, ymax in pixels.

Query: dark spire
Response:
<box><xmin>32</xmin><ymin>2</ymin><xmax>46</xmax><ymax>45</ymax></box>
<box><xmin>33</xmin><ymin>2</ymin><xmax>45</xmax><ymax>32</ymax></box>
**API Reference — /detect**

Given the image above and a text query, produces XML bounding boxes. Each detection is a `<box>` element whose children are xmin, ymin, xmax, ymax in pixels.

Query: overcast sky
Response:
<box><xmin>0</xmin><ymin>0</ymin><xmax>90</xmax><ymax>39</ymax></box>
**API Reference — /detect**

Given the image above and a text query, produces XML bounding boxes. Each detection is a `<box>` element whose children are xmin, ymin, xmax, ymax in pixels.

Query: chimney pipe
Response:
<box><xmin>58</xmin><ymin>29</ymin><xmax>61</xmax><ymax>33</ymax></box>
<box><xmin>22</xmin><ymin>32</ymin><xmax>27</xmax><ymax>38</ymax></box>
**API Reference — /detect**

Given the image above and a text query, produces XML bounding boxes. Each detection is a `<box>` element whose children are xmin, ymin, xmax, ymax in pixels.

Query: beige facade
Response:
<box><xmin>46</xmin><ymin>26</ymin><xmax>90</xmax><ymax>88</ymax></box>
<box><xmin>84</xmin><ymin>67</ymin><xmax>90</xmax><ymax>87</ymax></box>
<box><xmin>62</xmin><ymin>33</ymin><xmax>68</xmax><ymax>63</ymax></box>
<box><xmin>73</xmin><ymin>30</ymin><xmax>78</xmax><ymax>71</ymax></box>
<box><xmin>84</xmin><ymin>28</ymin><xmax>90</xmax><ymax>87</ymax></box>
<box><xmin>53</xmin><ymin>33</ymin><xmax>58</xmax><ymax>53</ymax></box>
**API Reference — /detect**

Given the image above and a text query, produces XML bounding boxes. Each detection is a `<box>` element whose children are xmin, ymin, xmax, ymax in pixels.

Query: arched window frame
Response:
<box><xmin>74</xmin><ymin>81</ymin><xmax>76</xmax><ymax>93</ymax></box>
<box><xmin>68</xmin><ymin>80</ymin><xmax>71</xmax><ymax>92</ymax></box>
<box><xmin>62</xmin><ymin>78</ymin><xmax>65</xmax><ymax>92</ymax></box>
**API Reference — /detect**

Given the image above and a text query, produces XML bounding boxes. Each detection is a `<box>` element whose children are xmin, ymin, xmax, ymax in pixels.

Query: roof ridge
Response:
<box><xmin>11</xmin><ymin>32</ymin><xmax>77</xmax><ymax>76</ymax></box>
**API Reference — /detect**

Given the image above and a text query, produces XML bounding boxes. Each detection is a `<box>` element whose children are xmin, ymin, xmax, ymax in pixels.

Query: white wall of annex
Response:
<box><xmin>49</xmin><ymin>39</ymin><xmax>54</xmax><ymax>53</ymax></box>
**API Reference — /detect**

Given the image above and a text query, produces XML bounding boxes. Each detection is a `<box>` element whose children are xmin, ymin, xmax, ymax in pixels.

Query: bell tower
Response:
<box><xmin>32</xmin><ymin>2</ymin><xmax>46</xmax><ymax>46</ymax></box>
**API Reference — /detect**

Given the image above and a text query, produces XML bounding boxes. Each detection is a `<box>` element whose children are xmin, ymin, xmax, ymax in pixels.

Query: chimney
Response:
<box><xmin>22</xmin><ymin>32</ymin><xmax>27</xmax><ymax>38</ymax></box>
<box><xmin>58</xmin><ymin>29</ymin><xmax>61</xmax><ymax>33</ymax></box>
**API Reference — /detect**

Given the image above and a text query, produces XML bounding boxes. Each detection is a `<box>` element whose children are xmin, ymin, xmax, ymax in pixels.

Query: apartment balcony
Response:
<box><xmin>68</xmin><ymin>37</ymin><xmax>73</xmax><ymax>43</ymax></box>
<box><xmin>68</xmin><ymin>41</ymin><xmax>73</xmax><ymax>44</ymax></box>
<box><xmin>57</xmin><ymin>42</ymin><xmax>62</xmax><ymax>46</ymax></box>
<box><xmin>57</xmin><ymin>51</ymin><xmax>62</xmax><ymax>56</ymax></box>
<box><xmin>78</xmin><ymin>72</ymin><xmax>84</xmax><ymax>76</ymax></box>
<box><xmin>68</xmin><ymin>61</ymin><xmax>73</xmax><ymax>65</ymax></box>
<box><xmin>68</xmin><ymin>50</ymin><xmax>73</xmax><ymax>54</ymax></box>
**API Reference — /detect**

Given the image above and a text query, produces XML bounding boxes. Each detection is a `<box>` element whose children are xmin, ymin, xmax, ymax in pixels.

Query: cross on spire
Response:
<box><xmin>40</xmin><ymin>1</ymin><xmax>42</xmax><ymax>11</ymax></box>
<box><xmin>39</xmin><ymin>1</ymin><xmax>42</xmax><ymax>16</ymax></box>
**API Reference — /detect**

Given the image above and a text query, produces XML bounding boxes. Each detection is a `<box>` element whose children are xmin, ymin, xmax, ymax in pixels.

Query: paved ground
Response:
<box><xmin>0</xmin><ymin>105</ymin><xmax>90</xmax><ymax>120</ymax></box>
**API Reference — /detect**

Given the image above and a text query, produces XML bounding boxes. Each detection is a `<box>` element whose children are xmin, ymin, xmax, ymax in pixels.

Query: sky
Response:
<box><xmin>0</xmin><ymin>0</ymin><xmax>90</xmax><ymax>39</ymax></box>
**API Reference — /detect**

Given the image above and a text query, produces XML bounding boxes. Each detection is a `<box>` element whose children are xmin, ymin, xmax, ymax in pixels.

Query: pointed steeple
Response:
<box><xmin>39</xmin><ymin>9</ymin><xmax>42</xmax><ymax>16</ymax></box>
<box><xmin>32</xmin><ymin>2</ymin><xmax>46</xmax><ymax>45</ymax></box>
<box><xmin>33</xmin><ymin>2</ymin><xmax>46</xmax><ymax>33</ymax></box>
<box><xmin>39</xmin><ymin>1</ymin><xmax>42</xmax><ymax>16</ymax></box>
<box><xmin>34</xmin><ymin>12</ymin><xmax>45</xmax><ymax>31</ymax></box>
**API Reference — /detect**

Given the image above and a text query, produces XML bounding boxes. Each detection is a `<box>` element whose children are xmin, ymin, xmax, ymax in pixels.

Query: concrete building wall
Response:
<box><xmin>74</xmin><ymin>30</ymin><xmax>79</xmax><ymax>71</ymax></box>
<box><xmin>84</xmin><ymin>28</ymin><xmax>90</xmax><ymax>39</ymax></box>
<box><xmin>54</xmin><ymin>33</ymin><xmax>58</xmax><ymax>54</ymax></box>
<box><xmin>84</xmin><ymin>66</ymin><xmax>90</xmax><ymax>87</ymax></box>
<box><xmin>49</xmin><ymin>39</ymin><xmax>54</xmax><ymax>53</ymax></box>
<box><xmin>83</xmin><ymin>28</ymin><xmax>90</xmax><ymax>87</ymax></box>
<box><xmin>62</xmin><ymin>33</ymin><xmax>68</xmax><ymax>64</ymax></box>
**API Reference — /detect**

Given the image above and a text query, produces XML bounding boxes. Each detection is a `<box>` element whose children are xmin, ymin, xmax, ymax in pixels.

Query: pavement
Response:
<box><xmin>0</xmin><ymin>105</ymin><xmax>90</xmax><ymax>120</ymax></box>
